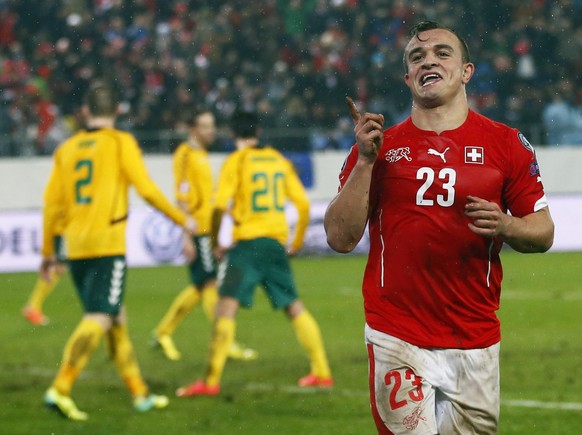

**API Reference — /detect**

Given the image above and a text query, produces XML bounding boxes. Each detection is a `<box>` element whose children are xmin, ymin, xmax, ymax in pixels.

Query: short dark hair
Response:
<box><xmin>181</xmin><ymin>105</ymin><xmax>213</xmax><ymax>127</ymax></box>
<box><xmin>83</xmin><ymin>84</ymin><xmax>119</xmax><ymax>117</ymax></box>
<box><xmin>231</xmin><ymin>110</ymin><xmax>258</xmax><ymax>139</ymax></box>
<box><xmin>403</xmin><ymin>20</ymin><xmax>471</xmax><ymax>72</ymax></box>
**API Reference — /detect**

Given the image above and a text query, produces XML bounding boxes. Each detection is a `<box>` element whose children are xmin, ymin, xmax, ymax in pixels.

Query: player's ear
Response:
<box><xmin>461</xmin><ymin>63</ymin><xmax>475</xmax><ymax>84</ymax></box>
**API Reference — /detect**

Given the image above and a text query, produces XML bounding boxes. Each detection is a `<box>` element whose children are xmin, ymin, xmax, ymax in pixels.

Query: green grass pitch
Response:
<box><xmin>1</xmin><ymin>251</ymin><xmax>581</xmax><ymax>434</ymax></box>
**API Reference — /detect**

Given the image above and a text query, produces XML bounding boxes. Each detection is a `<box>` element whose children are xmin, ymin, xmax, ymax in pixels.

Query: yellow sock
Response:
<box><xmin>205</xmin><ymin>317</ymin><xmax>235</xmax><ymax>387</ymax></box>
<box><xmin>155</xmin><ymin>285</ymin><xmax>200</xmax><ymax>336</ymax></box>
<box><xmin>26</xmin><ymin>271</ymin><xmax>60</xmax><ymax>311</ymax></box>
<box><xmin>108</xmin><ymin>323</ymin><xmax>148</xmax><ymax>398</ymax></box>
<box><xmin>201</xmin><ymin>285</ymin><xmax>218</xmax><ymax>322</ymax></box>
<box><xmin>292</xmin><ymin>311</ymin><xmax>332</xmax><ymax>378</ymax></box>
<box><xmin>52</xmin><ymin>318</ymin><xmax>105</xmax><ymax>396</ymax></box>
<box><xmin>202</xmin><ymin>286</ymin><xmax>247</xmax><ymax>354</ymax></box>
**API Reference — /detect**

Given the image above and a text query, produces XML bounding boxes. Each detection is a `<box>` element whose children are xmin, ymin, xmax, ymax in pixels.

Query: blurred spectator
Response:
<box><xmin>542</xmin><ymin>80</ymin><xmax>582</xmax><ymax>146</ymax></box>
<box><xmin>1</xmin><ymin>0</ymin><xmax>582</xmax><ymax>156</ymax></box>
<box><xmin>330</xmin><ymin>116</ymin><xmax>355</xmax><ymax>150</ymax></box>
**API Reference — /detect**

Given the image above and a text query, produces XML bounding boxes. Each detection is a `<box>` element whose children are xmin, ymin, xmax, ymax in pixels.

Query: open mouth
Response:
<box><xmin>420</xmin><ymin>73</ymin><xmax>442</xmax><ymax>87</ymax></box>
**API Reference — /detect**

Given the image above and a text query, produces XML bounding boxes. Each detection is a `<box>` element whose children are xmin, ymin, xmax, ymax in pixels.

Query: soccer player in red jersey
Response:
<box><xmin>324</xmin><ymin>20</ymin><xmax>554</xmax><ymax>434</ymax></box>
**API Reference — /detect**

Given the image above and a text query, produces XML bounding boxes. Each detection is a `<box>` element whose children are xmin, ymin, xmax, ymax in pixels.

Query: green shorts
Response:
<box><xmin>188</xmin><ymin>235</ymin><xmax>217</xmax><ymax>287</ymax></box>
<box><xmin>69</xmin><ymin>255</ymin><xmax>127</xmax><ymax>315</ymax></box>
<box><xmin>218</xmin><ymin>238</ymin><xmax>298</xmax><ymax>309</ymax></box>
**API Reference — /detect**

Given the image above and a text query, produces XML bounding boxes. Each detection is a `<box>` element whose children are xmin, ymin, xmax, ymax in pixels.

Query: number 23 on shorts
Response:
<box><xmin>382</xmin><ymin>368</ymin><xmax>433</xmax><ymax>432</ymax></box>
<box><xmin>385</xmin><ymin>368</ymin><xmax>424</xmax><ymax>410</ymax></box>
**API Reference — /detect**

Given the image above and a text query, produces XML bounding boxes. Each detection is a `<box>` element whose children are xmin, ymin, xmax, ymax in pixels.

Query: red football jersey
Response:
<box><xmin>339</xmin><ymin>110</ymin><xmax>548</xmax><ymax>349</ymax></box>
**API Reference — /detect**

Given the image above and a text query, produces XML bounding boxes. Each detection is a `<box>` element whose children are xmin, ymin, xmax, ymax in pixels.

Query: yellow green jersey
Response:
<box><xmin>214</xmin><ymin>146</ymin><xmax>309</xmax><ymax>250</ymax></box>
<box><xmin>173</xmin><ymin>142</ymin><xmax>213</xmax><ymax>235</ymax></box>
<box><xmin>43</xmin><ymin>127</ymin><xmax>186</xmax><ymax>260</ymax></box>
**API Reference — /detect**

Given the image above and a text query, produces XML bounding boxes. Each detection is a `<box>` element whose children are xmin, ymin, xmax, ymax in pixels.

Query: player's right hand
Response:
<box><xmin>346</xmin><ymin>96</ymin><xmax>384</xmax><ymax>164</ymax></box>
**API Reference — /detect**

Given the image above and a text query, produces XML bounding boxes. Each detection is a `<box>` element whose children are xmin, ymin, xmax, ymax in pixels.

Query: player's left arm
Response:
<box><xmin>174</xmin><ymin>151</ymin><xmax>199</xmax><ymax>261</ymax></box>
<box><xmin>122</xmin><ymin>135</ymin><xmax>189</xmax><ymax>228</ymax></box>
<box><xmin>210</xmin><ymin>154</ymin><xmax>238</xmax><ymax>257</ymax></box>
<box><xmin>465</xmin><ymin>196</ymin><xmax>554</xmax><ymax>253</ymax></box>
<box><xmin>465</xmin><ymin>130</ymin><xmax>554</xmax><ymax>253</ymax></box>
<box><xmin>210</xmin><ymin>207</ymin><xmax>226</xmax><ymax>260</ymax></box>
<box><xmin>285</xmin><ymin>162</ymin><xmax>310</xmax><ymax>254</ymax></box>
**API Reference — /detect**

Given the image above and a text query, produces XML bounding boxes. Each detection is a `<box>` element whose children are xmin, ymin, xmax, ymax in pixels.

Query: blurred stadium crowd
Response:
<box><xmin>1</xmin><ymin>0</ymin><xmax>582</xmax><ymax>156</ymax></box>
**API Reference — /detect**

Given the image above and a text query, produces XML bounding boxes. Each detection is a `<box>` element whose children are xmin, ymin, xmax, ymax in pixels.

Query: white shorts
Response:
<box><xmin>365</xmin><ymin>324</ymin><xmax>500</xmax><ymax>434</ymax></box>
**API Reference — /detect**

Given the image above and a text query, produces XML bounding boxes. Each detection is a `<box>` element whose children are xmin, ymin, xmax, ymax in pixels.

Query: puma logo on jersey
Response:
<box><xmin>428</xmin><ymin>147</ymin><xmax>450</xmax><ymax>163</ymax></box>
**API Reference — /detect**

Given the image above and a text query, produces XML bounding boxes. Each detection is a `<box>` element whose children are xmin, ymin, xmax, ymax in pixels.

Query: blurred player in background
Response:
<box><xmin>40</xmin><ymin>83</ymin><xmax>196</xmax><ymax>421</ymax></box>
<box><xmin>325</xmin><ymin>20</ymin><xmax>554</xmax><ymax>434</ymax></box>
<box><xmin>151</xmin><ymin>106</ymin><xmax>256</xmax><ymax>361</ymax></box>
<box><xmin>176</xmin><ymin>110</ymin><xmax>333</xmax><ymax>397</ymax></box>
<box><xmin>22</xmin><ymin>232</ymin><xmax>66</xmax><ymax>326</ymax></box>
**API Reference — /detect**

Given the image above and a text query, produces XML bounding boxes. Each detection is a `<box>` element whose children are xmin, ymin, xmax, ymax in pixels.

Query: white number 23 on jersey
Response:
<box><xmin>416</xmin><ymin>167</ymin><xmax>456</xmax><ymax>207</ymax></box>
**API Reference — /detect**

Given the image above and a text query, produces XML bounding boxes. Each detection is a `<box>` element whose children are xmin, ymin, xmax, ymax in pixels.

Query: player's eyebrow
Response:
<box><xmin>407</xmin><ymin>43</ymin><xmax>455</xmax><ymax>60</ymax></box>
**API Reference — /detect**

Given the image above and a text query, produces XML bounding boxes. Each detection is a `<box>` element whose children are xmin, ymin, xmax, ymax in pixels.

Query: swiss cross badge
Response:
<box><xmin>465</xmin><ymin>146</ymin><xmax>484</xmax><ymax>164</ymax></box>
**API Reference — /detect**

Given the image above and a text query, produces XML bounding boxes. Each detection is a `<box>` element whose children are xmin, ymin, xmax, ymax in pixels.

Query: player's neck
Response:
<box><xmin>86</xmin><ymin>117</ymin><xmax>115</xmax><ymax>129</ymax></box>
<box><xmin>410</xmin><ymin>94</ymin><xmax>469</xmax><ymax>135</ymax></box>
<box><xmin>235</xmin><ymin>138</ymin><xmax>259</xmax><ymax>150</ymax></box>
<box><xmin>188</xmin><ymin>136</ymin><xmax>205</xmax><ymax>150</ymax></box>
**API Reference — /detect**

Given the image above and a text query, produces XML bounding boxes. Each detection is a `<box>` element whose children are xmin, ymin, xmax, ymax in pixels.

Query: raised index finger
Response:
<box><xmin>346</xmin><ymin>96</ymin><xmax>360</xmax><ymax>123</ymax></box>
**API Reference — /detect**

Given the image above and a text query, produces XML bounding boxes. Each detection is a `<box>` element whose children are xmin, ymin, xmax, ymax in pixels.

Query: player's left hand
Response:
<box><xmin>465</xmin><ymin>195</ymin><xmax>510</xmax><ymax>238</ymax></box>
